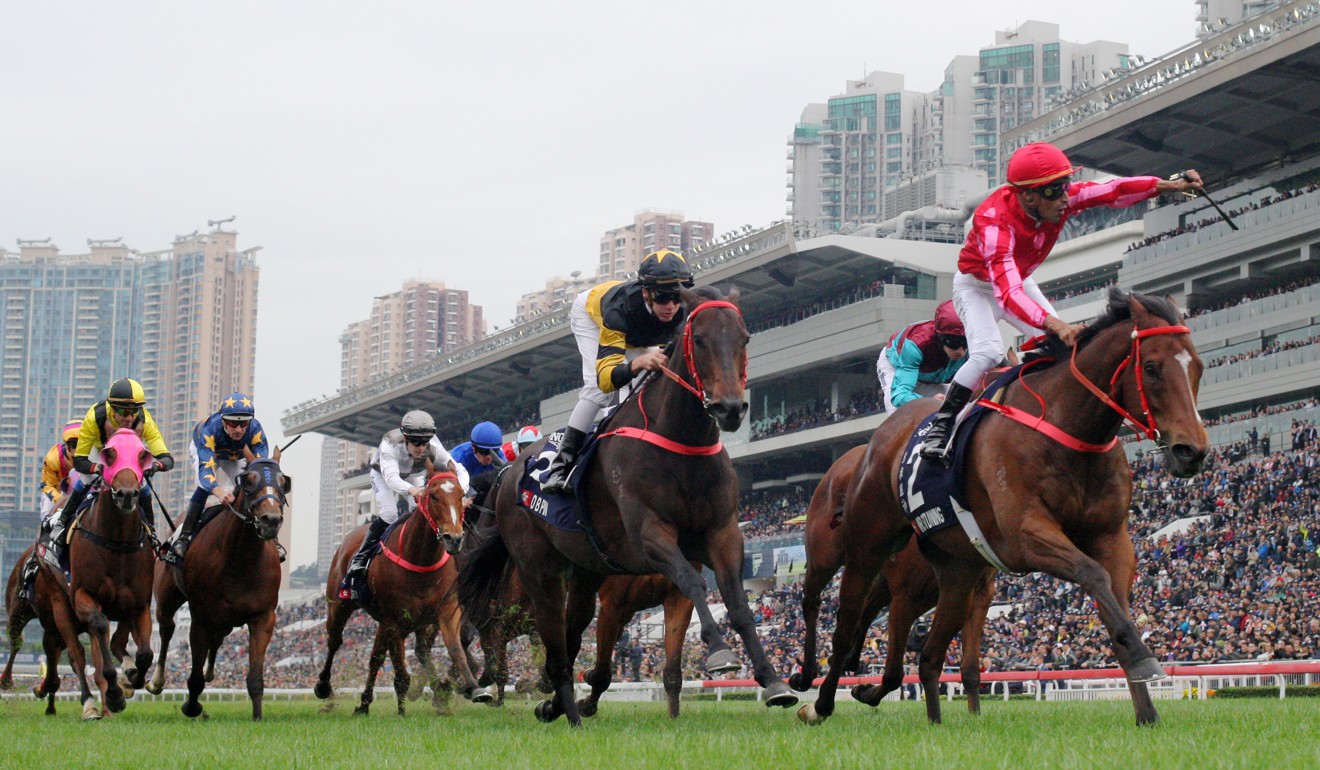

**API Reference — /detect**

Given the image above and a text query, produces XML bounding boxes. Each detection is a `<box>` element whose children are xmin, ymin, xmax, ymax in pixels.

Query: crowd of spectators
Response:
<box><xmin>1125</xmin><ymin>179</ymin><xmax>1320</xmax><ymax>253</ymax></box>
<box><xmin>1202</xmin><ymin>333</ymin><xmax>1320</xmax><ymax>371</ymax></box>
<box><xmin>750</xmin><ymin>390</ymin><xmax>881</xmax><ymax>442</ymax></box>
<box><xmin>1185</xmin><ymin>275</ymin><xmax>1320</xmax><ymax>320</ymax></box>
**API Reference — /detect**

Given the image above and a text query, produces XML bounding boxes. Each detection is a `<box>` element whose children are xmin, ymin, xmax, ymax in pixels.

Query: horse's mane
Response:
<box><xmin>1024</xmin><ymin>287</ymin><xmax>1181</xmax><ymax>365</ymax></box>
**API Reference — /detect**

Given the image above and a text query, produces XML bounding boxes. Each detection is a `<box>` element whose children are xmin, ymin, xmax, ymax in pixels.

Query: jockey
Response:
<box><xmin>341</xmin><ymin>410</ymin><xmax>467</xmax><ymax>589</ymax></box>
<box><xmin>451</xmin><ymin>421</ymin><xmax>505</xmax><ymax>513</ymax></box>
<box><xmin>877</xmin><ymin>300</ymin><xmax>968</xmax><ymax>413</ymax></box>
<box><xmin>45</xmin><ymin>378</ymin><xmax>174</xmax><ymax>566</ymax></box>
<box><xmin>162</xmin><ymin>392</ymin><xmax>270</xmax><ymax>566</ymax></box>
<box><xmin>20</xmin><ymin>420</ymin><xmax>82</xmax><ymax>596</ymax></box>
<box><xmin>919</xmin><ymin>142</ymin><xmax>1204</xmax><ymax>460</ymax></box>
<box><xmin>499</xmin><ymin>424</ymin><xmax>541</xmax><ymax>462</ymax></box>
<box><xmin>541</xmin><ymin>249</ymin><xmax>694</xmax><ymax>495</ymax></box>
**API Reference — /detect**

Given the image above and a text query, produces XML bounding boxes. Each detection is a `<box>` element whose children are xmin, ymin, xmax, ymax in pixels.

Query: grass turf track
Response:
<box><xmin>2</xmin><ymin>696</ymin><xmax>1316</xmax><ymax>770</ymax></box>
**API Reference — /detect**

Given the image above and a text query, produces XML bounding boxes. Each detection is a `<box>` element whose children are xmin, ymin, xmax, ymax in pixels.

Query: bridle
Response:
<box><xmin>979</xmin><ymin>322</ymin><xmax>1191</xmax><ymax>453</ymax></box>
<box><xmin>1069</xmin><ymin>323</ymin><xmax>1192</xmax><ymax>448</ymax></box>
<box><xmin>415</xmin><ymin>471</ymin><xmax>460</xmax><ymax>538</ymax></box>
<box><xmin>223</xmin><ymin>459</ymin><xmax>288</xmax><ymax>539</ymax></box>
<box><xmin>377</xmin><ymin>470</ymin><xmax>459</xmax><ymax>573</ymax></box>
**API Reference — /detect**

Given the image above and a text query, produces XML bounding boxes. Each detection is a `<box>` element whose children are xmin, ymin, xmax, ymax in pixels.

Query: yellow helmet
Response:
<box><xmin>106</xmin><ymin>377</ymin><xmax>146</xmax><ymax>407</ymax></box>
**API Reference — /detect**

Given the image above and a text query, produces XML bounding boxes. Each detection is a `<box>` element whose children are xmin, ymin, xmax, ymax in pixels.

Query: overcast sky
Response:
<box><xmin>2</xmin><ymin>1</ymin><xmax>1201</xmax><ymax>567</ymax></box>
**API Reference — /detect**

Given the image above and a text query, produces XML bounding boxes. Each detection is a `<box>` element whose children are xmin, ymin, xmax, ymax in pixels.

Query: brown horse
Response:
<box><xmin>316</xmin><ymin>464</ymin><xmax>480</xmax><ymax>716</ymax></box>
<box><xmin>464</xmin><ymin>555</ymin><xmax>540</xmax><ymax>705</ymax></box>
<box><xmin>147</xmin><ymin>451</ymin><xmax>289</xmax><ymax>720</ymax></box>
<box><xmin>789</xmin><ymin>445</ymin><xmax>995</xmax><ymax>709</ymax></box>
<box><xmin>3</xmin><ymin>546</ymin><xmax>65</xmax><ymax>714</ymax></box>
<box><xmin>578</xmin><ymin>573</ymin><xmax>695</xmax><ymax>719</ymax></box>
<box><xmin>800</xmin><ymin>289</ymin><xmax>1208</xmax><ymax>727</ymax></box>
<box><xmin>40</xmin><ymin>430</ymin><xmax>157</xmax><ymax>720</ymax></box>
<box><xmin>461</xmin><ymin>286</ymin><xmax>796</xmax><ymax>727</ymax></box>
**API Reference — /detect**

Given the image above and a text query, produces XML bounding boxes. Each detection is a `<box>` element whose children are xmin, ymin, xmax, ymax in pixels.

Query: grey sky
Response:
<box><xmin>2</xmin><ymin>1</ymin><xmax>1199</xmax><ymax>567</ymax></box>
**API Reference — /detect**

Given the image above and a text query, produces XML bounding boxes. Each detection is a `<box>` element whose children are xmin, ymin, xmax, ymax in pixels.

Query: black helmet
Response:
<box><xmin>638</xmin><ymin>249</ymin><xmax>694</xmax><ymax>288</ymax></box>
<box><xmin>400</xmin><ymin>410</ymin><xmax>436</xmax><ymax>439</ymax></box>
<box><xmin>107</xmin><ymin>378</ymin><xmax>146</xmax><ymax>407</ymax></box>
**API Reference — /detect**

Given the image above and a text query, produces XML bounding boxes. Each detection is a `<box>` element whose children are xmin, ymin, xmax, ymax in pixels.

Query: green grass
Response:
<box><xmin>2</xmin><ymin>695</ymin><xmax>1316</xmax><ymax>770</ymax></box>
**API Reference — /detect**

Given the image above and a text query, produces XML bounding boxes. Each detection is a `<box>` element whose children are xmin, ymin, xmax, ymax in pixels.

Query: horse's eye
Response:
<box><xmin>692</xmin><ymin>335</ymin><xmax>705</xmax><ymax>348</ymax></box>
<box><xmin>1143</xmin><ymin>361</ymin><xmax>1160</xmax><ymax>377</ymax></box>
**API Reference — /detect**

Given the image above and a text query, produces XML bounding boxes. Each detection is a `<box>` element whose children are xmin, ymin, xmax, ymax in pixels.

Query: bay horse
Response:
<box><xmin>789</xmin><ymin>445</ymin><xmax>995</xmax><ymax>709</ymax></box>
<box><xmin>800</xmin><ymin>289</ymin><xmax>1208</xmax><ymax>727</ymax></box>
<box><xmin>147</xmin><ymin>448</ymin><xmax>289</xmax><ymax>720</ymax></box>
<box><xmin>316</xmin><ymin>461</ymin><xmax>481</xmax><ymax>716</ymax></box>
<box><xmin>461</xmin><ymin>285</ymin><xmax>796</xmax><ymax>727</ymax></box>
<box><xmin>578</xmin><ymin>572</ymin><xmax>695</xmax><ymax>719</ymax></box>
<box><xmin>44</xmin><ymin>429</ymin><xmax>157</xmax><ymax>720</ymax></box>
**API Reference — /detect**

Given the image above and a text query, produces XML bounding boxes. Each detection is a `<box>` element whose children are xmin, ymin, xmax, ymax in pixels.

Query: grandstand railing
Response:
<box><xmin>1125</xmin><ymin>187</ymin><xmax>1320</xmax><ymax>266</ymax></box>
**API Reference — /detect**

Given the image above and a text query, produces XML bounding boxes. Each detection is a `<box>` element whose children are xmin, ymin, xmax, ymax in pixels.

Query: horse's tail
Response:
<box><xmin>457</xmin><ymin>529</ymin><xmax>512</xmax><ymax>631</ymax></box>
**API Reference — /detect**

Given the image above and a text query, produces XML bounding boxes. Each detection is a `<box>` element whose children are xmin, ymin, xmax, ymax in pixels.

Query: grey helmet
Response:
<box><xmin>400</xmin><ymin>410</ymin><xmax>436</xmax><ymax>439</ymax></box>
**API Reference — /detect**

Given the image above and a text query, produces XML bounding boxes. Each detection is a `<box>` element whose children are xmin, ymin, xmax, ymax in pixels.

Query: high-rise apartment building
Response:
<box><xmin>516</xmin><ymin>272</ymin><xmax>597</xmax><ymax>323</ymax></box>
<box><xmin>597</xmin><ymin>209</ymin><xmax>713</xmax><ymax>282</ymax></box>
<box><xmin>788</xmin><ymin>20</ymin><xmax>1135</xmax><ymax>234</ymax></box>
<box><xmin>315</xmin><ymin>280</ymin><xmax>483</xmax><ymax>575</ymax></box>
<box><xmin>0</xmin><ymin>226</ymin><xmax>261</xmax><ymax>571</ymax></box>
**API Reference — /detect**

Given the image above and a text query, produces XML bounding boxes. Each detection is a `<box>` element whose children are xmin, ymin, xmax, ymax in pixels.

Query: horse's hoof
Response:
<box><xmin>397</xmin><ymin>707</ymin><xmax>406</xmax><ymax>717</ymax></box>
<box><xmin>0</xmin><ymin>674</ymin><xmax>12</xmax><ymax>690</ymax></box>
<box><xmin>534</xmin><ymin>700</ymin><xmax>561</xmax><ymax>723</ymax></box>
<box><xmin>353</xmin><ymin>705</ymin><xmax>370</xmax><ymax>716</ymax></box>
<box><xmin>577</xmin><ymin>699</ymin><xmax>598</xmax><ymax>718</ymax></box>
<box><xmin>32</xmin><ymin>684</ymin><xmax>45</xmax><ymax>699</ymax></box>
<box><xmin>107</xmin><ymin>693</ymin><xmax>127</xmax><ymax>713</ymax></box>
<box><xmin>851</xmin><ymin>684</ymin><xmax>884</xmax><ymax>707</ymax></box>
<box><xmin>82</xmin><ymin>703</ymin><xmax>103</xmax><ymax>721</ymax></box>
<box><xmin>313</xmin><ymin>681</ymin><xmax>333</xmax><ymax>700</ymax></box>
<box><xmin>471</xmin><ymin>687</ymin><xmax>495</xmax><ymax>704</ymax></box>
<box><xmin>145</xmin><ymin>678</ymin><xmax>163</xmax><ymax>696</ymax></box>
<box><xmin>120</xmin><ymin>685</ymin><xmax>135</xmax><ymax>700</ymax></box>
<box><xmin>787</xmin><ymin>671</ymin><xmax>815</xmax><ymax>692</ymax></box>
<box><xmin>705</xmin><ymin>648</ymin><xmax>739</xmax><ymax>675</ymax></box>
<box><xmin>1127</xmin><ymin>657</ymin><xmax>1166</xmax><ymax>683</ymax></box>
<box><xmin>797</xmin><ymin>703</ymin><xmax>827</xmax><ymax>726</ymax></box>
<box><xmin>181</xmin><ymin>701</ymin><xmax>204</xmax><ymax>719</ymax></box>
<box><xmin>763</xmin><ymin>681</ymin><xmax>798</xmax><ymax>708</ymax></box>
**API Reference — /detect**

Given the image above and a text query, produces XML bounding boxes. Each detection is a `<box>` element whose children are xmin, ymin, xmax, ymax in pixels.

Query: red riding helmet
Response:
<box><xmin>1006</xmin><ymin>142</ymin><xmax>1079</xmax><ymax>189</ymax></box>
<box><xmin>932</xmin><ymin>301</ymin><xmax>966</xmax><ymax>348</ymax></box>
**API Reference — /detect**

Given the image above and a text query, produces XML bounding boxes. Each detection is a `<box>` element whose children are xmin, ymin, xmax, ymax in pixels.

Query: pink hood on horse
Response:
<box><xmin>101</xmin><ymin>430</ymin><xmax>153</xmax><ymax>484</ymax></box>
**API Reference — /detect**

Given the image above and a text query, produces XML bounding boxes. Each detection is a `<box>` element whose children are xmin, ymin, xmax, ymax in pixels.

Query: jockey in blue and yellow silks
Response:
<box><xmin>163</xmin><ymin>392</ymin><xmax>270</xmax><ymax>565</ymax></box>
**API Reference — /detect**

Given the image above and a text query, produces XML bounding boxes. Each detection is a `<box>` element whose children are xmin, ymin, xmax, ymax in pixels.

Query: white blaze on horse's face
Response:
<box><xmin>1174</xmin><ymin>351</ymin><xmax>1203</xmax><ymax>424</ymax></box>
<box><xmin>450</xmin><ymin>505</ymin><xmax>459</xmax><ymax>527</ymax></box>
<box><xmin>439</xmin><ymin>480</ymin><xmax>456</xmax><ymax>495</ymax></box>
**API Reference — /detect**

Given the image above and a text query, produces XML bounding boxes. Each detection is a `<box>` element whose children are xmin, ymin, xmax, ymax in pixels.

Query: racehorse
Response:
<box><xmin>316</xmin><ymin>462</ymin><xmax>481</xmax><ymax>716</ymax></box>
<box><xmin>800</xmin><ymin>289</ymin><xmax>1208</xmax><ymax>727</ymax></box>
<box><xmin>461</xmin><ymin>285</ymin><xmax>797</xmax><ymax>727</ymax></box>
<box><xmin>147</xmin><ymin>448</ymin><xmax>289</xmax><ymax>720</ymax></box>
<box><xmin>578</xmin><ymin>573</ymin><xmax>695</xmax><ymax>719</ymax></box>
<box><xmin>41</xmin><ymin>430</ymin><xmax>157</xmax><ymax>720</ymax></box>
<box><xmin>789</xmin><ymin>445</ymin><xmax>994</xmax><ymax>710</ymax></box>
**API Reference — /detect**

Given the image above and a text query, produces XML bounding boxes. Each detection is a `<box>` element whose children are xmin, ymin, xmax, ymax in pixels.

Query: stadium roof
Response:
<box><xmin>1009</xmin><ymin>8</ymin><xmax>1320</xmax><ymax>185</ymax></box>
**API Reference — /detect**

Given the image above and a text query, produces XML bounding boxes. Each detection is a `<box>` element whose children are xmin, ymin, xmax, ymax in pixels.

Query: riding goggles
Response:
<box><xmin>1032</xmin><ymin>178</ymin><xmax>1070</xmax><ymax>201</ymax></box>
<box><xmin>110</xmin><ymin>403</ymin><xmax>142</xmax><ymax>417</ymax></box>
<box><xmin>404</xmin><ymin>434</ymin><xmax>432</xmax><ymax>447</ymax></box>
<box><xmin>939</xmin><ymin>334</ymin><xmax>968</xmax><ymax>350</ymax></box>
<box><xmin>649</xmin><ymin>289</ymin><xmax>682</xmax><ymax>306</ymax></box>
<box><xmin>221</xmin><ymin>418</ymin><xmax>249</xmax><ymax>430</ymax></box>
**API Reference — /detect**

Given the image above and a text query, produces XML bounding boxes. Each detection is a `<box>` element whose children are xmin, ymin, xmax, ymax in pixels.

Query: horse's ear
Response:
<box><xmin>243</xmin><ymin>445</ymin><xmax>257</xmax><ymax>463</ymax></box>
<box><xmin>1127</xmin><ymin>293</ymin><xmax>1151</xmax><ymax>325</ymax></box>
<box><xmin>101</xmin><ymin>446</ymin><xmax>117</xmax><ymax>466</ymax></box>
<box><xmin>139</xmin><ymin>449</ymin><xmax>153</xmax><ymax>472</ymax></box>
<box><xmin>725</xmin><ymin>285</ymin><xmax>740</xmax><ymax>307</ymax></box>
<box><xmin>425</xmin><ymin>456</ymin><xmax>437</xmax><ymax>475</ymax></box>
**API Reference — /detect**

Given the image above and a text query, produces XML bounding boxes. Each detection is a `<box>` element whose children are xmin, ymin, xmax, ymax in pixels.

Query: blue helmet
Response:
<box><xmin>219</xmin><ymin>392</ymin><xmax>254</xmax><ymax>422</ymax></box>
<box><xmin>470</xmin><ymin>421</ymin><xmax>503</xmax><ymax>450</ymax></box>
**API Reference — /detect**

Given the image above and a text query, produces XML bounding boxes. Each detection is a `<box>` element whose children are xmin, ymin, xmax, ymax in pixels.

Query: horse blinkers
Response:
<box><xmin>239</xmin><ymin>462</ymin><xmax>288</xmax><ymax>541</ymax></box>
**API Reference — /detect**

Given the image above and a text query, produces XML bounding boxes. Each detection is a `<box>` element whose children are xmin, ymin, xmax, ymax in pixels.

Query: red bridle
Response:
<box><xmin>1070</xmin><ymin>324</ymin><xmax>1192</xmax><ymax>444</ymax></box>
<box><xmin>378</xmin><ymin>470</ymin><xmax>459</xmax><ymax>574</ymax></box>
<box><xmin>979</xmin><ymin>324</ymin><xmax>1192</xmax><ymax>452</ymax></box>
<box><xmin>414</xmin><ymin>471</ymin><xmax>460</xmax><ymax>536</ymax></box>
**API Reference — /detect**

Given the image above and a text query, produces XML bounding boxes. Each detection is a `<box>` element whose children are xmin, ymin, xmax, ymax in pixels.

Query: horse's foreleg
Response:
<box><xmin>73</xmin><ymin>591</ymin><xmax>117</xmax><ymax>717</ymax></box>
<box><xmin>38</xmin><ymin>632</ymin><xmax>64</xmax><ymax>715</ymax></box>
<box><xmin>438</xmin><ymin>601</ymin><xmax>478</xmax><ymax>701</ymax></box>
<box><xmin>125</xmin><ymin>609</ymin><xmax>153</xmax><ymax>692</ymax></box>
<box><xmin>661</xmin><ymin>589</ymin><xmax>694</xmax><ymax>718</ymax></box>
<box><xmin>246</xmin><ymin>611</ymin><xmax>275</xmax><ymax>721</ymax></box>
<box><xmin>1087</xmin><ymin>530</ymin><xmax>1161</xmax><ymax>726</ymax></box>
<box><xmin>355</xmin><ymin>627</ymin><xmax>391</xmax><ymax>716</ymax></box>
<box><xmin>1021</xmin><ymin>519</ymin><xmax>1162</xmax><ymax>691</ymax></box>
<box><xmin>572</xmin><ymin>579</ymin><xmax>614</xmax><ymax>719</ymax></box>
<box><xmin>524</xmin><ymin>574</ymin><xmax>579</xmax><ymax>726</ymax></box>
<box><xmin>204</xmin><ymin>642</ymin><xmax>219</xmax><ymax>684</ymax></box>
<box><xmin>110</xmin><ymin>623</ymin><xmax>132</xmax><ymax>685</ymax></box>
<box><xmin>789</xmin><ymin>559</ymin><xmax>837</xmax><ymax>692</ymax></box>
<box><xmin>149</xmin><ymin>586</ymin><xmax>184</xmax><ymax>695</ymax></box>
<box><xmin>1</xmin><ymin>597</ymin><xmax>36</xmax><ymax>690</ymax></box>
<box><xmin>410</xmin><ymin>626</ymin><xmax>439</xmax><ymax>702</ymax></box>
<box><xmin>315</xmin><ymin>601</ymin><xmax>354</xmax><ymax>701</ymax></box>
<box><xmin>388</xmin><ymin>633</ymin><xmax>410</xmax><ymax>717</ymax></box>
<box><xmin>958</xmin><ymin>569</ymin><xmax>996</xmax><ymax>715</ymax></box>
<box><xmin>799</xmin><ymin>558</ymin><xmax>882</xmax><ymax>725</ymax></box>
<box><xmin>699</xmin><ymin>523</ymin><xmax>795</xmax><ymax>708</ymax></box>
<box><xmin>638</xmin><ymin>526</ymin><xmax>735</xmax><ymax>671</ymax></box>
<box><xmin>181</xmin><ymin>624</ymin><xmax>209</xmax><ymax>719</ymax></box>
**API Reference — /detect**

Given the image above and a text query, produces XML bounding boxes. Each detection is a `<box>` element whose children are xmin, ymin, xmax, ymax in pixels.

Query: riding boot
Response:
<box><xmin>346</xmin><ymin>517</ymin><xmax>389</xmax><ymax>580</ymax></box>
<box><xmin>47</xmin><ymin>486</ymin><xmax>88</xmax><ymax>568</ymax></box>
<box><xmin>163</xmin><ymin>499</ymin><xmax>206</xmax><ymax>566</ymax></box>
<box><xmin>540</xmin><ymin>427</ymin><xmax>586</xmax><ymax>496</ymax></box>
<box><xmin>918</xmin><ymin>383</ymin><xmax>974</xmax><ymax>462</ymax></box>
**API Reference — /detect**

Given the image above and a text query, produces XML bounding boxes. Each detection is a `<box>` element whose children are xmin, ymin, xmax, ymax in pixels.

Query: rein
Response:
<box><xmin>599</xmin><ymin>300</ymin><xmax>744</xmax><ymax>456</ymax></box>
<box><xmin>978</xmin><ymin>323</ymin><xmax>1190</xmax><ymax>453</ymax></box>
<box><xmin>379</xmin><ymin>471</ymin><xmax>457</xmax><ymax>573</ymax></box>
